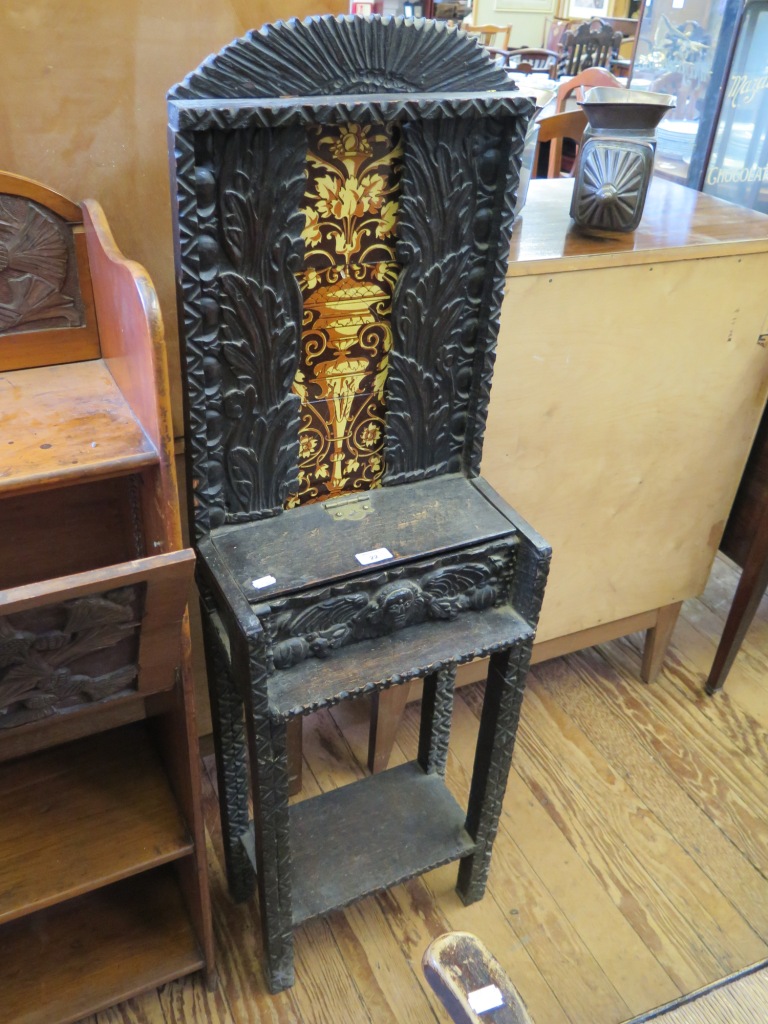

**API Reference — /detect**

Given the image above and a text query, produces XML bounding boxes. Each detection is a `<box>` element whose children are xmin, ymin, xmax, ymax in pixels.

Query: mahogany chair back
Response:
<box><xmin>535</xmin><ymin>109</ymin><xmax>588</xmax><ymax>178</ymax></box>
<box><xmin>558</xmin><ymin>19</ymin><xmax>623</xmax><ymax>78</ymax></box>
<box><xmin>547</xmin><ymin>66</ymin><xmax>622</xmax><ymax>177</ymax></box>
<box><xmin>505</xmin><ymin>48</ymin><xmax>558</xmax><ymax>74</ymax></box>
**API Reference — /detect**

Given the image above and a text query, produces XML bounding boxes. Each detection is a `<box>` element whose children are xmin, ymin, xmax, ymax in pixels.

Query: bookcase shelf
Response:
<box><xmin>0</xmin><ymin>359</ymin><xmax>158</xmax><ymax>497</ymax></box>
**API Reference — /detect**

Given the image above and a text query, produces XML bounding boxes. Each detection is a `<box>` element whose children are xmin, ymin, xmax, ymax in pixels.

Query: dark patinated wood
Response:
<box><xmin>169</xmin><ymin>14</ymin><xmax>549</xmax><ymax>993</ymax></box>
<box><xmin>559</xmin><ymin>19</ymin><xmax>623</xmax><ymax>78</ymax></box>
<box><xmin>707</xmin><ymin>407</ymin><xmax>768</xmax><ymax>692</ymax></box>
<box><xmin>278</xmin><ymin>761</ymin><xmax>476</xmax><ymax>924</ymax></box>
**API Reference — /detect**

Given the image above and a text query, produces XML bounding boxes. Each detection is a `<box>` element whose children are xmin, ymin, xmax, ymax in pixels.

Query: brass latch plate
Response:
<box><xmin>323</xmin><ymin>493</ymin><xmax>373</xmax><ymax>522</ymax></box>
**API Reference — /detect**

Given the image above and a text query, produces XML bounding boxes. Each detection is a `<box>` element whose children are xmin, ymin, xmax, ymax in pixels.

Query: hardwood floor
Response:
<box><xmin>84</xmin><ymin>553</ymin><xmax>768</xmax><ymax>1024</ymax></box>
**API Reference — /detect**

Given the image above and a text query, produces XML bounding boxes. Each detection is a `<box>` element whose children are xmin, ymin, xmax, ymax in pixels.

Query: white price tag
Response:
<box><xmin>355</xmin><ymin>547</ymin><xmax>394</xmax><ymax>566</ymax></box>
<box><xmin>252</xmin><ymin>575</ymin><xmax>277</xmax><ymax>589</ymax></box>
<box><xmin>467</xmin><ymin>984</ymin><xmax>504</xmax><ymax>1015</ymax></box>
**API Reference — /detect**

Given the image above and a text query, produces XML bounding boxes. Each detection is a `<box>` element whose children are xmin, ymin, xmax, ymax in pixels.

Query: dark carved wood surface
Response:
<box><xmin>243</xmin><ymin>760</ymin><xmax>475</xmax><ymax>925</ymax></box>
<box><xmin>386</xmin><ymin>116</ymin><xmax>521</xmax><ymax>482</ymax></box>
<box><xmin>169</xmin><ymin>16</ymin><xmax>515</xmax><ymax>101</ymax></box>
<box><xmin>202</xmin><ymin>124</ymin><xmax>306</xmax><ymax>524</ymax></box>
<box><xmin>266</xmin><ymin>605</ymin><xmax>532</xmax><ymax>718</ymax></box>
<box><xmin>263</xmin><ymin>539</ymin><xmax>514</xmax><ymax>671</ymax></box>
<box><xmin>169</xmin><ymin>18</ymin><xmax>534</xmax><ymax>533</ymax></box>
<box><xmin>170</xmin><ymin>15</ymin><xmax>548</xmax><ymax>994</ymax></box>
<box><xmin>210</xmin><ymin>475</ymin><xmax>515</xmax><ymax>601</ymax></box>
<box><xmin>169</xmin><ymin>94</ymin><xmax>534</xmax><ymax>133</ymax></box>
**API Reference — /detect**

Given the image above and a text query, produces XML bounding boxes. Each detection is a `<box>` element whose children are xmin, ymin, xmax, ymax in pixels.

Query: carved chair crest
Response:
<box><xmin>168</xmin><ymin>16</ymin><xmax>535</xmax><ymax>538</ymax></box>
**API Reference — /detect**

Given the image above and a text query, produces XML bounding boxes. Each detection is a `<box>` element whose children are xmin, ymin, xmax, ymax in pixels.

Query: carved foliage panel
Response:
<box><xmin>186</xmin><ymin>125</ymin><xmax>308</xmax><ymax>528</ymax></box>
<box><xmin>173</xmin><ymin>103</ymin><xmax>531</xmax><ymax>534</ymax></box>
<box><xmin>259</xmin><ymin>538</ymin><xmax>517</xmax><ymax>672</ymax></box>
<box><xmin>0</xmin><ymin>584</ymin><xmax>144</xmax><ymax>730</ymax></box>
<box><xmin>0</xmin><ymin>195</ymin><xmax>84</xmax><ymax>336</ymax></box>
<box><xmin>385</xmin><ymin>115</ymin><xmax>524</xmax><ymax>484</ymax></box>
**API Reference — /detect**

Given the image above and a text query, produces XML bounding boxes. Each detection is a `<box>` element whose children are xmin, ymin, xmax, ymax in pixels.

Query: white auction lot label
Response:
<box><xmin>355</xmin><ymin>547</ymin><xmax>394</xmax><ymax>566</ymax></box>
<box><xmin>467</xmin><ymin>984</ymin><xmax>504</xmax><ymax>1014</ymax></box>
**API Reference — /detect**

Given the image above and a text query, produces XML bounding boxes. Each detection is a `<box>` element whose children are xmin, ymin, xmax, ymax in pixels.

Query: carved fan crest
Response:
<box><xmin>0</xmin><ymin>196</ymin><xmax>84</xmax><ymax>334</ymax></box>
<box><xmin>169</xmin><ymin>15</ymin><xmax>515</xmax><ymax>100</ymax></box>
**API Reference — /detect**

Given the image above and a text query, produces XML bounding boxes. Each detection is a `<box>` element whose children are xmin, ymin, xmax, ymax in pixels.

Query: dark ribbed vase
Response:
<box><xmin>570</xmin><ymin>87</ymin><xmax>676</xmax><ymax>236</ymax></box>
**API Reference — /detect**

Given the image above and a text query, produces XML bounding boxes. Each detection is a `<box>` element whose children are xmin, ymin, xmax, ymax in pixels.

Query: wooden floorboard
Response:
<box><xmin>83</xmin><ymin>552</ymin><xmax>768</xmax><ymax>1024</ymax></box>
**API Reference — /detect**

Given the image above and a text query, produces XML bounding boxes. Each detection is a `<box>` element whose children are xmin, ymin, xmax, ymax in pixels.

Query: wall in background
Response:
<box><xmin>1</xmin><ymin>0</ymin><xmax>345</xmax><ymax>437</ymax></box>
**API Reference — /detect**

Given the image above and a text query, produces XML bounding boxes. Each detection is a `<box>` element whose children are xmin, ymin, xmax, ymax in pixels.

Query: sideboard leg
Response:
<box><xmin>641</xmin><ymin>601</ymin><xmax>682</xmax><ymax>683</ymax></box>
<box><xmin>368</xmin><ymin>681</ymin><xmax>412</xmax><ymax>773</ymax></box>
<box><xmin>706</xmin><ymin>510</ymin><xmax>768</xmax><ymax>693</ymax></box>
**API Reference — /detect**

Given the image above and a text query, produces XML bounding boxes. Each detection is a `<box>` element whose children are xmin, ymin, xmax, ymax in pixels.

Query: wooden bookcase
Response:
<box><xmin>0</xmin><ymin>172</ymin><xmax>214</xmax><ymax>1024</ymax></box>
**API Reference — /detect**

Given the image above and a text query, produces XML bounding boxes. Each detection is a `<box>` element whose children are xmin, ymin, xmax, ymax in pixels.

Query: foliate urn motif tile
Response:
<box><xmin>285</xmin><ymin>261</ymin><xmax>398</xmax><ymax>508</ymax></box>
<box><xmin>300</xmin><ymin>122</ymin><xmax>403</xmax><ymax>270</ymax></box>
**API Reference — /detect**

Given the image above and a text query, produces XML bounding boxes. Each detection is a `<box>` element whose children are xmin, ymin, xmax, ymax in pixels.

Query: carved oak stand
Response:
<box><xmin>169</xmin><ymin>15</ymin><xmax>550</xmax><ymax>992</ymax></box>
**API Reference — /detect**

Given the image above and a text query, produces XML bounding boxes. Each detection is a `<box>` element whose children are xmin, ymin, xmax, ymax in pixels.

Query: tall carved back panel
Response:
<box><xmin>168</xmin><ymin>16</ymin><xmax>534</xmax><ymax>538</ymax></box>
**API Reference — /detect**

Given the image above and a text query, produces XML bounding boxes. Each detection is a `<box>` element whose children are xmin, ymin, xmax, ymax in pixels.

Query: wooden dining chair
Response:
<box><xmin>535</xmin><ymin>109</ymin><xmax>588</xmax><ymax>178</ymax></box>
<box><xmin>557</xmin><ymin>19</ymin><xmax>623</xmax><ymax>78</ymax></box>
<box><xmin>547</xmin><ymin>66</ymin><xmax>622</xmax><ymax>178</ymax></box>
<box><xmin>465</xmin><ymin>23</ymin><xmax>512</xmax><ymax>50</ymax></box>
<box><xmin>504</xmin><ymin>48</ymin><xmax>558</xmax><ymax>75</ymax></box>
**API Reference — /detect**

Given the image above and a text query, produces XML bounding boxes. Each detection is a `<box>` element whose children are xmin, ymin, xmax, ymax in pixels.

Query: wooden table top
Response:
<box><xmin>508</xmin><ymin>177</ymin><xmax>768</xmax><ymax>277</ymax></box>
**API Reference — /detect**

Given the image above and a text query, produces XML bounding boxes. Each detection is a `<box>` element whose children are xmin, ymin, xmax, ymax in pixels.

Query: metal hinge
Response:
<box><xmin>323</xmin><ymin>493</ymin><xmax>373</xmax><ymax>522</ymax></box>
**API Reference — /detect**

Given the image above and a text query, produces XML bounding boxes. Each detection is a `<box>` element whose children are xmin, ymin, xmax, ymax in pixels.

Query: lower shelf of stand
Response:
<box><xmin>0</xmin><ymin>866</ymin><xmax>204</xmax><ymax>1024</ymax></box>
<box><xmin>243</xmin><ymin>761</ymin><xmax>475</xmax><ymax>926</ymax></box>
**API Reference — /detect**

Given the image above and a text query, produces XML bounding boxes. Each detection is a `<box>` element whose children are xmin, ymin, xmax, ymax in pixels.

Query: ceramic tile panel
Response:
<box><xmin>286</xmin><ymin>258</ymin><xmax>397</xmax><ymax>507</ymax></box>
<box><xmin>300</xmin><ymin>122</ymin><xmax>403</xmax><ymax>270</ymax></box>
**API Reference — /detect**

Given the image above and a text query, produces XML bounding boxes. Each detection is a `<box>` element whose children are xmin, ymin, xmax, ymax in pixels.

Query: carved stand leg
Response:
<box><xmin>287</xmin><ymin>716</ymin><xmax>304</xmax><ymax>795</ymax></box>
<box><xmin>418</xmin><ymin>666</ymin><xmax>457</xmax><ymax>776</ymax></box>
<box><xmin>235</xmin><ymin>629</ymin><xmax>295</xmax><ymax>993</ymax></box>
<box><xmin>199</xmin><ymin>593</ymin><xmax>255</xmax><ymax>903</ymax></box>
<box><xmin>457</xmin><ymin>640</ymin><xmax>532</xmax><ymax>903</ymax></box>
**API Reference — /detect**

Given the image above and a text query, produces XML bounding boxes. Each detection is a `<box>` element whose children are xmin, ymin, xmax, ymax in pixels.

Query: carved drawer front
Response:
<box><xmin>262</xmin><ymin>537</ymin><xmax>518</xmax><ymax>672</ymax></box>
<box><xmin>207</xmin><ymin>475</ymin><xmax>523</xmax><ymax>674</ymax></box>
<box><xmin>0</xmin><ymin>550</ymin><xmax>194</xmax><ymax>731</ymax></box>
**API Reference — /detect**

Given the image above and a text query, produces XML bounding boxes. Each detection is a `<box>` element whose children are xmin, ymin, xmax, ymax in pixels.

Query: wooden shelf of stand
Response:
<box><xmin>270</xmin><ymin>606</ymin><xmax>532</xmax><ymax>717</ymax></box>
<box><xmin>0</xmin><ymin>724</ymin><xmax>193</xmax><ymax>925</ymax></box>
<box><xmin>0</xmin><ymin>359</ymin><xmax>158</xmax><ymax>497</ymax></box>
<box><xmin>281</xmin><ymin>762</ymin><xmax>475</xmax><ymax>925</ymax></box>
<box><xmin>0</xmin><ymin>867</ymin><xmax>204</xmax><ymax>1024</ymax></box>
